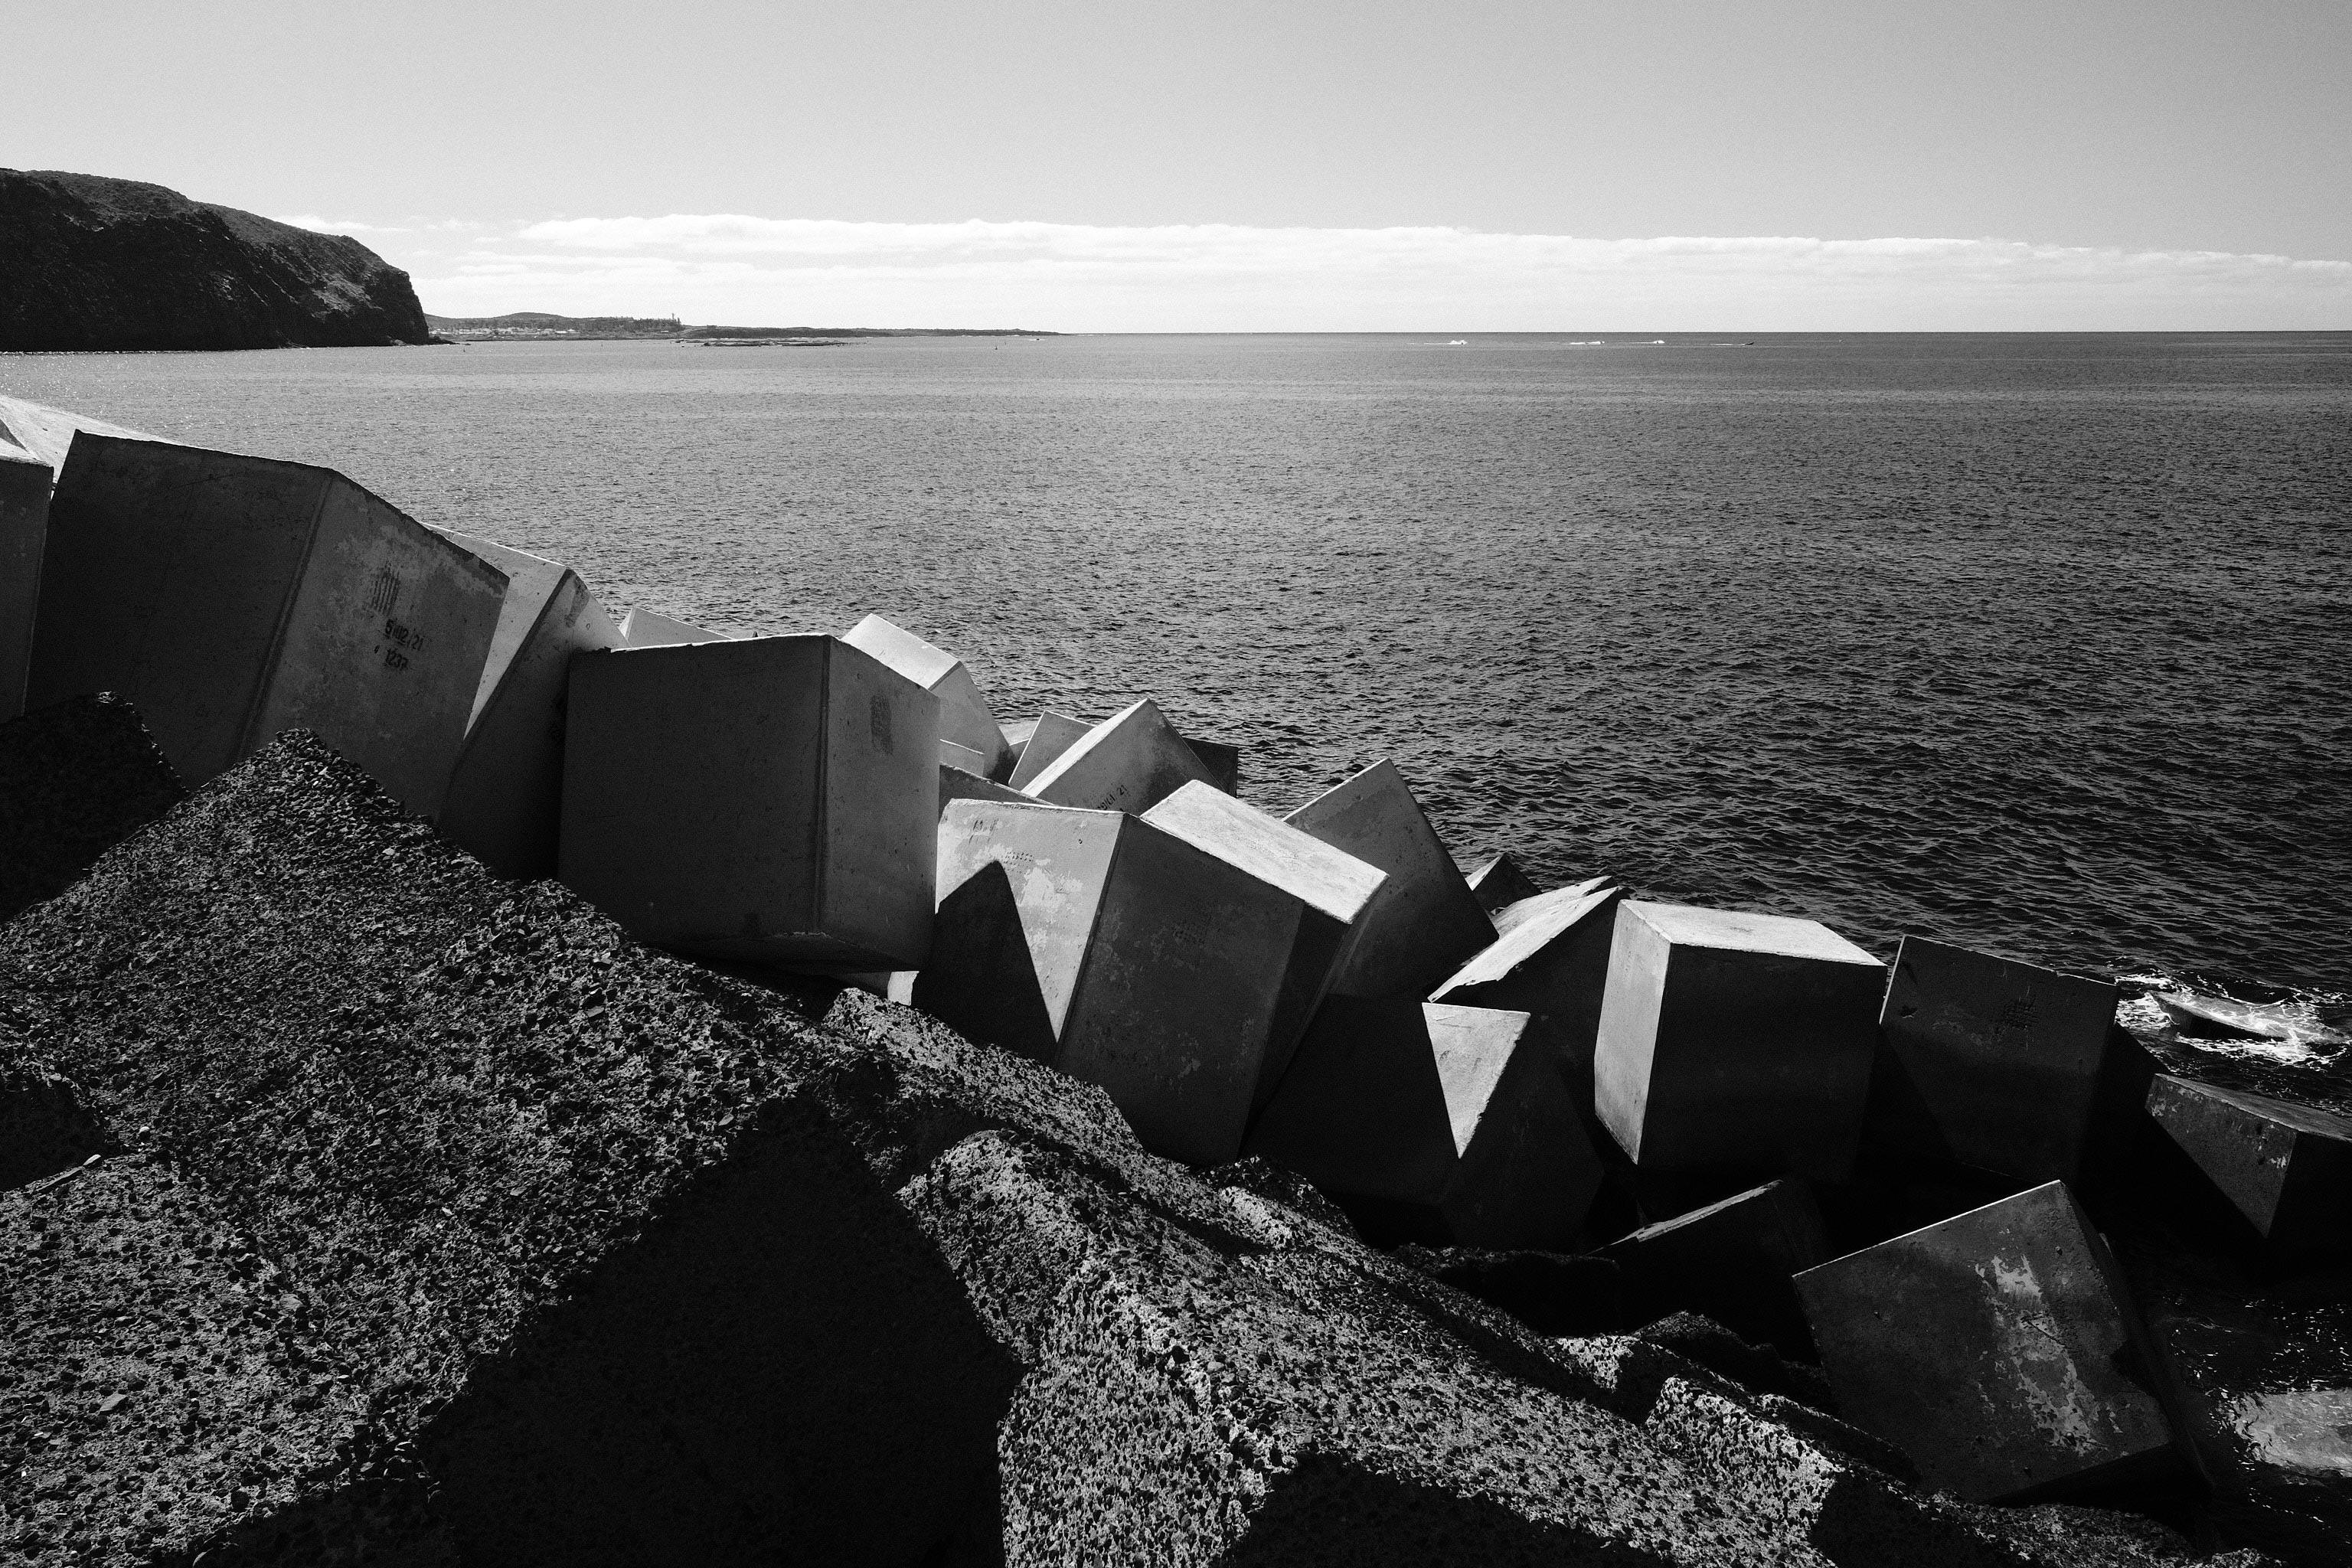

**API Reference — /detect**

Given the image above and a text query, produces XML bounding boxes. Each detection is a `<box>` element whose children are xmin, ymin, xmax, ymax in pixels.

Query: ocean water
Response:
<box><xmin>5</xmin><ymin>332</ymin><xmax>2348</xmax><ymax>1096</ymax></box>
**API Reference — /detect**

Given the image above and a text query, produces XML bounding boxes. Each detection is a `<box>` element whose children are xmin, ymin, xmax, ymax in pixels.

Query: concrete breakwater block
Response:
<box><xmin>560</xmin><ymin>635</ymin><xmax>939</xmax><ymax>970</ymax></box>
<box><xmin>1795</xmin><ymin>1181</ymin><xmax>2184</xmax><ymax>1501</ymax></box>
<box><xmin>0</xmin><ymin>394</ymin><xmax>162</xmax><ymax>475</ymax></box>
<box><xmin>1595</xmin><ymin>902</ymin><xmax>1884</xmax><ymax>1188</ymax></box>
<box><xmin>1465</xmin><ymin>850</ymin><xmax>1542</xmax><ymax>913</ymax></box>
<box><xmin>2146</xmin><ymin>1076</ymin><xmax>2352</xmax><ymax>1253</ymax></box>
<box><xmin>917</xmin><ymin>794</ymin><xmax>1378</xmax><ymax>1162</ymax></box>
<box><xmin>842</xmin><ymin>612</ymin><xmax>1013</xmax><ymax>779</ymax></box>
<box><xmin>1023</xmin><ymin>697</ymin><xmax>1218</xmax><ymax>813</ymax></box>
<box><xmin>1142</xmin><ymin>782</ymin><xmax>1387</xmax><ymax>1105</ymax></box>
<box><xmin>939</xmin><ymin>760</ymin><xmax>1027</xmax><ymax>817</ymax></box>
<box><xmin>617</xmin><ymin>605</ymin><xmax>726</xmax><ymax>646</ymax></box>
<box><xmin>0</xmin><ymin>451</ymin><xmax>49</xmax><ymax>721</ymax></box>
<box><xmin>26</xmin><ymin>435</ymin><xmax>504</xmax><ymax>817</ymax></box>
<box><xmin>1606</xmin><ymin>1179</ymin><xmax>1831</xmax><ymax>1357</ymax></box>
<box><xmin>1182</xmin><ymin>733</ymin><xmax>1242</xmax><ymax>795</ymax></box>
<box><xmin>1243</xmin><ymin>997</ymin><xmax>1602</xmax><ymax>1249</ymax></box>
<box><xmin>1867</xmin><ymin>936</ymin><xmax>2129</xmax><ymax>1184</ymax></box>
<box><xmin>1004</xmin><ymin>708</ymin><xmax>1090</xmax><ymax>789</ymax></box>
<box><xmin>0</xmin><ymin>693</ymin><xmax>186</xmax><ymax>923</ymax></box>
<box><xmin>1283</xmin><ymin>760</ymin><xmax>1495</xmax><ymax>998</ymax></box>
<box><xmin>433</xmin><ymin>529</ymin><xmax>622</xmax><ymax>878</ymax></box>
<box><xmin>1432</xmin><ymin>877</ymin><xmax>1624</xmax><ymax>1102</ymax></box>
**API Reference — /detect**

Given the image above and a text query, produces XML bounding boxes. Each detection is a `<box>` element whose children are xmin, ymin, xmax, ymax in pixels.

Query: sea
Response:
<box><xmin>5</xmin><ymin>332</ymin><xmax>2348</xmax><ymax>1102</ymax></box>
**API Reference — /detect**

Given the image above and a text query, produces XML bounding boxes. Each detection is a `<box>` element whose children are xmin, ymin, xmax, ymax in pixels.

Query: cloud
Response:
<box><xmin>272</xmin><ymin>215</ymin><xmax>416</xmax><ymax>237</ymax></box>
<box><xmin>371</xmin><ymin>214</ymin><xmax>2352</xmax><ymax>331</ymax></box>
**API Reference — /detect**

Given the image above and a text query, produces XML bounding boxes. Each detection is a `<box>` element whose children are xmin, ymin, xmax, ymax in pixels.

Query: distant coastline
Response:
<box><xmin>424</xmin><ymin>312</ymin><xmax>1056</xmax><ymax>343</ymax></box>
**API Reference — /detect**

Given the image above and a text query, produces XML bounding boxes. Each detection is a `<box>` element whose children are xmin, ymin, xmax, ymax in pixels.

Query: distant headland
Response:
<box><xmin>425</xmin><ymin>312</ymin><xmax>1057</xmax><ymax>343</ymax></box>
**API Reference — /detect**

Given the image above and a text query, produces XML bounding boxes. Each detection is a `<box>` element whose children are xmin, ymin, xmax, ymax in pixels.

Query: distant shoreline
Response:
<box><xmin>423</xmin><ymin>312</ymin><xmax>1057</xmax><ymax>343</ymax></box>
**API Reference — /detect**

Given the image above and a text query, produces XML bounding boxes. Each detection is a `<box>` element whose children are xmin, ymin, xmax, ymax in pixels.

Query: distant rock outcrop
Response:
<box><xmin>0</xmin><ymin>170</ymin><xmax>431</xmax><ymax>351</ymax></box>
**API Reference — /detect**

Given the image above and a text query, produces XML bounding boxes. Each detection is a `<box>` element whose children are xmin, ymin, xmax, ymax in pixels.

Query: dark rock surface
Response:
<box><xmin>0</xmin><ymin>171</ymin><xmax>431</xmax><ymax>351</ymax></box>
<box><xmin>0</xmin><ymin>693</ymin><xmax>185</xmax><ymax>923</ymax></box>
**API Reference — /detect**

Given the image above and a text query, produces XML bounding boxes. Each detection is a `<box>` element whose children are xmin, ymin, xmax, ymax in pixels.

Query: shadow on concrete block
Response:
<box><xmin>0</xmin><ymin>692</ymin><xmax>185</xmax><ymax>923</ymax></box>
<box><xmin>1606</xmin><ymin>1179</ymin><xmax>1830</xmax><ymax>1358</ymax></box>
<box><xmin>1284</xmin><ymin>760</ymin><xmax>1494</xmax><ymax>999</ymax></box>
<box><xmin>28</xmin><ymin>435</ymin><xmax>505</xmax><ymax>817</ymax></box>
<box><xmin>1595</xmin><ymin>902</ymin><xmax>1884</xmax><ymax>1194</ymax></box>
<box><xmin>939</xmin><ymin>761</ymin><xmax>1027</xmax><ymax>818</ymax></box>
<box><xmin>1463</xmin><ymin>851</ymin><xmax>1542</xmax><ymax>914</ymax></box>
<box><xmin>2146</xmin><ymin>1076</ymin><xmax>2352</xmax><ymax>1256</ymax></box>
<box><xmin>1024</xmin><ymin>697</ymin><xmax>1218</xmax><ymax>814</ymax></box>
<box><xmin>560</xmin><ymin>635</ymin><xmax>939</xmax><ymax>971</ymax></box>
<box><xmin>1245</xmin><ymin>996</ymin><xmax>1602</xmax><ymax>1250</ymax></box>
<box><xmin>1432</xmin><ymin>877</ymin><xmax>1622</xmax><ymax>1111</ymax></box>
<box><xmin>433</xmin><ymin>530</ymin><xmax>623</xmax><ymax>879</ymax></box>
<box><xmin>1795</xmin><ymin>1180</ymin><xmax>2186</xmax><ymax>1503</ymax></box>
<box><xmin>0</xmin><ymin>451</ymin><xmax>51</xmax><ymax>722</ymax></box>
<box><xmin>842</xmin><ymin>613</ymin><xmax>1013</xmax><ymax>779</ymax></box>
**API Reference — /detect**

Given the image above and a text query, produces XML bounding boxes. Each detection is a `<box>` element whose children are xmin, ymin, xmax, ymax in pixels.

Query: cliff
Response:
<box><xmin>0</xmin><ymin>170</ymin><xmax>431</xmax><ymax>352</ymax></box>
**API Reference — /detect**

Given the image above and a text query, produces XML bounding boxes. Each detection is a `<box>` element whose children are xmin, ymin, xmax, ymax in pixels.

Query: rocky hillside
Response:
<box><xmin>0</xmin><ymin>170</ymin><xmax>430</xmax><ymax>352</ymax></box>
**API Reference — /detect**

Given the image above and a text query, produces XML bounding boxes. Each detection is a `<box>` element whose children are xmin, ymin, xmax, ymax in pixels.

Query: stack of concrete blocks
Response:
<box><xmin>1282</xmin><ymin>760</ymin><xmax>1495</xmax><ymax>998</ymax></box>
<box><xmin>1606</xmin><ymin>1179</ymin><xmax>1831</xmax><ymax>1356</ymax></box>
<box><xmin>559</xmin><ymin>635</ymin><xmax>939</xmax><ymax>971</ymax></box>
<box><xmin>917</xmin><ymin>788</ymin><xmax>1383</xmax><ymax>1163</ymax></box>
<box><xmin>430</xmin><ymin>530</ymin><xmax>623</xmax><ymax>878</ymax></box>
<box><xmin>1432</xmin><ymin>877</ymin><xmax>1625</xmax><ymax>1110</ymax></box>
<box><xmin>842</xmin><ymin>613</ymin><xmax>1014</xmax><ymax>779</ymax></box>
<box><xmin>1020</xmin><ymin>698</ymin><xmax>1219</xmax><ymax>814</ymax></box>
<box><xmin>1595</xmin><ymin>903</ymin><xmax>1885</xmax><ymax>1205</ymax></box>
<box><xmin>26</xmin><ymin>435</ymin><xmax>504</xmax><ymax>817</ymax></box>
<box><xmin>617</xmin><ymin>607</ymin><xmax>727</xmax><ymax>647</ymax></box>
<box><xmin>1795</xmin><ymin>1181</ymin><xmax>2186</xmax><ymax>1501</ymax></box>
<box><xmin>1245</xmin><ymin>996</ymin><xmax>1602</xmax><ymax>1249</ymax></box>
<box><xmin>1464</xmin><ymin>851</ymin><xmax>1541</xmax><ymax>913</ymax></box>
<box><xmin>2145</xmin><ymin>1076</ymin><xmax>2352</xmax><ymax>1253</ymax></box>
<box><xmin>1867</xmin><ymin>936</ymin><xmax>2142</xmax><ymax>1185</ymax></box>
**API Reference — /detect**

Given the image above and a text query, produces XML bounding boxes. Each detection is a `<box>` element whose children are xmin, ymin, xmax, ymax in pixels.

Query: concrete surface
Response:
<box><xmin>1433</xmin><ymin>877</ymin><xmax>1625</xmax><ymax>1110</ymax></box>
<box><xmin>2146</xmin><ymin>1076</ymin><xmax>2352</xmax><ymax>1253</ymax></box>
<box><xmin>616</xmin><ymin>606</ymin><xmax>726</xmax><ymax>647</ymax></box>
<box><xmin>1004</xmin><ymin>710</ymin><xmax>1090</xmax><ymax>790</ymax></box>
<box><xmin>1284</xmin><ymin>760</ymin><xmax>1495</xmax><ymax>998</ymax></box>
<box><xmin>842</xmin><ymin>613</ymin><xmax>1012</xmax><ymax>779</ymax></box>
<box><xmin>1023</xmin><ymin>697</ymin><xmax>1217</xmax><ymax>813</ymax></box>
<box><xmin>1465</xmin><ymin>851</ymin><xmax>1543</xmax><ymax>913</ymax></box>
<box><xmin>1609</xmin><ymin>1179</ymin><xmax>1831</xmax><ymax>1356</ymax></box>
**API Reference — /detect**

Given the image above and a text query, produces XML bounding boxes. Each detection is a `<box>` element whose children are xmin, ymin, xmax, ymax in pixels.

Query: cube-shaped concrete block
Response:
<box><xmin>915</xmin><ymin>799</ymin><xmax>1334</xmax><ymax>1163</ymax></box>
<box><xmin>842</xmin><ymin>613</ymin><xmax>1013</xmax><ymax>779</ymax></box>
<box><xmin>1867</xmin><ymin>936</ymin><xmax>2125</xmax><ymax>1184</ymax></box>
<box><xmin>617</xmin><ymin>606</ymin><xmax>726</xmax><ymax>647</ymax></box>
<box><xmin>1180</xmin><ymin>734</ymin><xmax>1242</xmax><ymax>796</ymax></box>
<box><xmin>0</xmin><ymin>452</ymin><xmax>47</xmax><ymax>722</ymax></box>
<box><xmin>28</xmin><ymin>435</ymin><xmax>505</xmax><ymax>816</ymax></box>
<box><xmin>939</xmin><ymin>761</ymin><xmax>1027</xmax><ymax>818</ymax></box>
<box><xmin>1432</xmin><ymin>877</ymin><xmax>1623</xmax><ymax>1102</ymax></box>
<box><xmin>1594</xmin><ymin>902</ymin><xmax>1884</xmax><ymax>1185</ymax></box>
<box><xmin>1284</xmin><ymin>760</ymin><xmax>1495</xmax><ymax>999</ymax></box>
<box><xmin>1464</xmin><ymin>851</ymin><xmax>1541</xmax><ymax>914</ymax></box>
<box><xmin>940</xmin><ymin>738</ymin><xmax>990</xmax><ymax>773</ymax></box>
<box><xmin>1024</xmin><ymin>698</ymin><xmax>1218</xmax><ymax>814</ymax></box>
<box><xmin>1142</xmin><ymin>782</ymin><xmax>1387</xmax><ymax>1106</ymax></box>
<box><xmin>0</xmin><ymin>394</ymin><xmax>161</xmax><ymax>475</ymax></box>
<box><xmin>2146</xmin><ymin>1076</ymin><xmax>2352</xmax><ymax>1253</ymax></box>
<box><xmin>433</xmin><ymin>530</ymin><xmax>623</xmax><ymax>878</ymax></box>
<box><xmin>560</xmin><ymin>635</ymin><xmax>939</xmax><ymax>970</ymax></box>
<box><xmin>1004</xmin><ymin>710</ymin><xmax>1092</xmax><ymax>790</ymax></box>
<box><xmin>1245</xmin><ymin>997</ymin><xmax>1602</xmax><ymax>1249</ymax></box>
<box><xmin>1606</xmin><ymin>1179</ymin><xmax>1830</xmax><ymax>1355</ymax></box>
<box><xmin>1794</xmin><ymin>1181</ymin><xmax>2182</xmax><ymax>1501</ymax></box>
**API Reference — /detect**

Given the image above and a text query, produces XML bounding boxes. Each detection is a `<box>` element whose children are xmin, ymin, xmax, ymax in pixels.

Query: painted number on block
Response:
<box><xmin>870</xmin><ymin>694</ymin><xmax>893</xmax><ymax>751</ymax></box>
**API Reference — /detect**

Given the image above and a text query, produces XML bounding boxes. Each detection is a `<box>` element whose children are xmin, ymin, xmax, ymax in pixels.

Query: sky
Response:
<box><xmin>8</xmin><ymin>0</ymin><xmax>2349</xmax><ymax>329</ymax></box>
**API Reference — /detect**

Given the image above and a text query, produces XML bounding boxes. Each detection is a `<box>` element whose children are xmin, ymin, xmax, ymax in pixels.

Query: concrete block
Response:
<box><xmin>1023</xmin><ymin>697</ymin><xmax>1218</xmax><ymax>813</ymax></box>
<box><xmin>0</xmin><ymin>394</ymin><xmax>162</xmax><ymax>475</ymax></box>
<box><xmin>938</xmin><ymin>761</ymin><xmax>1027</xmax><ymax>818</ymax></box>
<box><xmin>1795</xmin><ymin>1181</ymin><xmax>2183</xmax><ymax>1501</ymax></box>
<box><xmin>560</xmin><ymin>635</ymin><xmax>939</xmax><ymax>970</ymax></box>
<box><xmin>1244</xmin><ymin>997</ymin><xmax>1602</xmax><ymax>1249</ymax></box>
<box><xmin>432</xmin><ymin>530</ymin><xmax>622</xmax><ymax>878</ymax></box>
<box><xmin>1465</xmin><ymin>851</ymin><xmax>1542</xmax><ymax>913</ymax></box>
<box><xmin>27</xmin><ymin>435</ymin><xmax>504</xmax><ymax>815</ymax></box>
<box><xmin>2146</xmin><ymin>1076</ymin><xmax>2352</xmax><ymax>1252</ymax></box>
<box><xmin>1867</xmin><ymin>936</ymin><xmax>2125</xmax><ymax>1184</ymax></box>
<box><xmin>1432</xmin><ymin>877</ymin><xmax>1624</xmax><ymax>1102</ymax></box>
<box><xmin>0</xmin><ymin>452</ymin><xmax>47</xmax><ymax>721</ymax></box>
<box><xmin>1607</xmin><ymin>1179</ymin><xmax>1830</xmax><ymax>1356</ymax></box>
<box><xmin>1003</xmin><ymin>708</ymin><xmax>1095</xmax><ymax>791</ymax></box>
<box><xmin>1594</xmin><ymin>902</ymin><xmax>1884</xmax><ymax>1187</ymax></box>
<box><xmin>842</xmin><ymin>612</ymin><xmax>1012</xmax><ymax>779</ymax></box>
<box><xmin>917</xmin><ymin>797</ymin><xmax>1367</xmax><ymax>1163</ymax></box>
<box><xmin>1180</xmin><ymin>733</ymin><xmax>1242</xmax><ymax>795</ymax></box>
<box><xmin>1284</xmin><ymin>760</ymin><xmax>1495</xmax><ymax>998</ymax></box>
<box><xmin>617</xmin><ymin>606</ymin><xmax>726</xmax><ymax>646</ymax></box>
<box><xmin>1142</xmin><ymin>782</ymin><xmax>1387</xmax><ymax>1104</ymax></box>
<box><xmin>939</xmin><ymin>737</ymin><xmax>989</xmax><ymax>773</ymax></box>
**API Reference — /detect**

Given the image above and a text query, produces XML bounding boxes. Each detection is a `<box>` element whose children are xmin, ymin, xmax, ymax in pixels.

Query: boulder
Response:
<box><xmin>1795</xmin><ymin>1181</ymin><xmax>2185</xmax><ymax>1502</ymax></box>
<box><xmin>0</xmin><ymin>693</ymin><xmax>185</xmax><ymax>923</ymax></box>
<box><xmin>1283</xmin><ymin>760</ymin><xmax>1496</xmax><ymax>998</ymax></box>
<box><xmin>1244</xmin><ymin>996</ymin><xmax>1602</xmax><ymax>1248</ymax></box>
<box><xmin>1867</xmin><ymin>936</ymin><xmax>2136</xmax><ymax>1185</ymax></box>
<box><xmin>431</xmin><ymin>529</ymin><xmax>623</xmax><ymax>878</ymax></box>
<box><xmin>841</xmin><ymin>613</ymin><xmax>1014</xmax><ymax>779</ymax></box>
<box><xmin>560</xmin><ymin>636</ymin><xmax>939</xmax><ymax>970</ymax></box>
<box><xmin>1595</xmin><ymin>901</ymin><xmax>1884</xmax><ymax>1194</ymax></box>
<box><xmin>0</xmin><ymin>169</ymin><xmax>433</xmax><ymax>351</ymax></box>
<box><xmin>1464</xmin><ymin>850</ymin><xmax>1542</xmax><ymax>913</ymax></box>
<box><xmin>1609</xmin><ymin>1179</ymin><xmax>1833</xmax><ymax>1357</ymax></box>
<box><xmin>28</xmin><ymin>435</ymin><xmax>505</xmax><ymax>816</ymax></box>
<box><xmin>1021</xmin><ymin>697</ymin><xmax>1217</xmax><ymax>813</ymax></box>
<box><xmin>2145</xmin><ymin>1076</ymin><xmax>2352</xmax><ymax>1253</ymax></box>
<box><xmin>1431</xmin><ymin>876</ymin><xmax>1624</xmax><ymax>1104</ymax></box>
